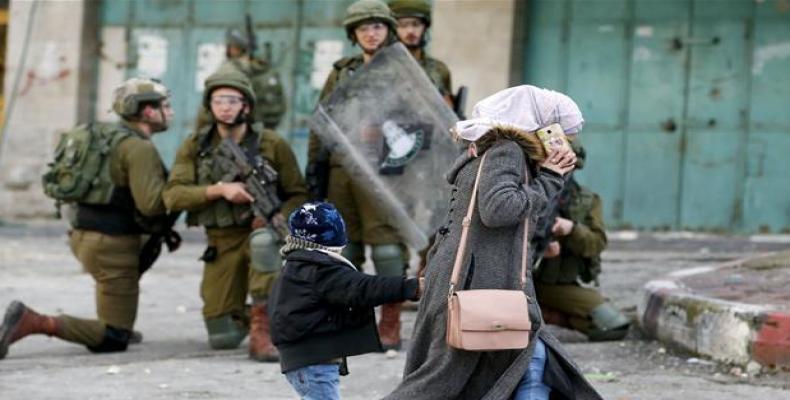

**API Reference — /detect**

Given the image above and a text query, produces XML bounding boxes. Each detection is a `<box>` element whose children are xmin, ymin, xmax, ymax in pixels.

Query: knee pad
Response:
<box><xmin>587</xmin><ymin>303</ymin><xmax>630</xmax><ymax>341</ymax></box>
<box><xmin>371</xmin><ymin>244</ymin><xmax>406</xmax><ymax>277</ymax></box>
<box><xmin>250</xmin><ymin>228</ymin><xmax>283</xmax><ymax>273</ymax></box>
<box><xmin>205</xmin><ymin>314</ymin><xmax>248</xmax><ymax>350</ymax></box>
<box><xmin>342</xmin><ymin>241</ymin><xmax>365</xmax><ymax>267</ymax></box>
<box><xmin>87</xmin><ymin>325</ymin><xmax>131</xmax><ymax>353</ymax></box>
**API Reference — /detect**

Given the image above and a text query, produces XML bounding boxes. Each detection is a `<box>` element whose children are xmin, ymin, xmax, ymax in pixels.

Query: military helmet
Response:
<box><xmin>570</xmin><ymin>138</ymin><xmax>586</xmax><ymax>170</ymax></box>
<box><xmin>202</xmin><ymin>66</ymin><xmax>256</xmax><ymax>109</ymax></box>
<box><xmin>112</xmin><ymin>77</ymin><xmax>169</xmax><ymax>118</ymax></box>
<box><xmin>389</xmin><ymin>0</ymin><xmax>431</xmax><ymax>26</ymax></box>
<box><xmin>343</xmin><ymin>0</ymin><xmax>397</xmax><ymax>38</ymax></box>
<box><xmin>225</xmin><ymin>28</ymin><xmax>248</xmax><ymax>51</ymax></box>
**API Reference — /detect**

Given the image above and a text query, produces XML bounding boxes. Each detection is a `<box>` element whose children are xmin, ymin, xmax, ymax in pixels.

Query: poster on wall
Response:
<box><xmin>196</xmin><ymin>43</ymin><xmax>226</xmax><ymax>91</ymax></box>
<box><xmin>136</xmin><ymin>33</ymin><xmax>168</xmax><ymax>79</ymax></box>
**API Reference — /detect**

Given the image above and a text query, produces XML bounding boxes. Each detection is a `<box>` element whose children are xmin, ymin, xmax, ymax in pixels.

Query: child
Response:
<box><xmin>269</xmin><ymin>201</ymin><xmax>422</xmax><ymax>400</ymax></box>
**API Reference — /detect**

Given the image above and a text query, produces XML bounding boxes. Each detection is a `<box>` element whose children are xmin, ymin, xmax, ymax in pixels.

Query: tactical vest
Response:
<box><xmin>66</xmin><ymin>124</ymin><xmax>145</xmax><ymax>235</ymax></box>
<box><xmin>537</xmin><ymin>183</ymin><xmax>602</xmax><ymax>285</ymax></box>
<box><xmin>186</xmin><ymin>123</ymin><xmax>278</xmax><ymax>229</ymax></box>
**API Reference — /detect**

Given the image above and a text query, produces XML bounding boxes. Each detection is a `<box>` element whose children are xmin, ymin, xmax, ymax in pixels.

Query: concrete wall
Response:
<box><xmin>0</xmin><ymin>0</ymin><xmax>85</xmax><ymax>218</ymax></box>
<box><xmin>0</xmin><ymin>0</ymin><xmax>520</xmax><ymax>219</ymax></box>
<box><xmin>431</xmin><ymin>0</ymin><xmax>517</xmax><ymax>115</ymax></box>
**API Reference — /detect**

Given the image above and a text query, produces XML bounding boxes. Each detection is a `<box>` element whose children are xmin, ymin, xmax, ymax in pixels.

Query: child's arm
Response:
<box><xmin>314</xmin><ymin>265</ymin><xmax>420</xmax><ymax>308</ymax></box>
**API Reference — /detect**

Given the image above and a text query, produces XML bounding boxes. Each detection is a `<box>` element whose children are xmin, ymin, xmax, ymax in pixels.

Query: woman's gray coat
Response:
<box><xmin>384</xmin><ymin>140</ymin><xmax>602</xmax><ymax>400</ymax></box>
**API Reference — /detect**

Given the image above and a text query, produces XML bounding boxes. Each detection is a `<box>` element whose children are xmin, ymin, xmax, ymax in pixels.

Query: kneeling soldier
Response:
<box><xmin>1</xmin><ymin>78</ymin><xmax>175</xmax><ymax>359</ymax></box>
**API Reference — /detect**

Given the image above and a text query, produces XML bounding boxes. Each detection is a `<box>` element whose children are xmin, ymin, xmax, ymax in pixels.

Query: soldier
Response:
<box><xmin>535</xmin><ymin>140</ymin><xmax>631</xmax><ymax>341</ymax></box>
<box><xmin>388</xmin><ymin>0</ymin><xmax>453</xmax><ymax>107</ymax></box>
<box><xmin>0</xmin><ymin>78</ymin><xmax>174</xmax><ymax>359</ymax></box>
<box><xmin>306</xmin><ymin>0</ymin><xmax>410</xmax><ymax>351</ymax></box>
<box><xmin>163</xmin><ymin>67</ymin><xmax>307</xmax><ymax>361</ymax></box>
<box><xmin>196</xmin><ymin>28</ymin><xmax>286</xmax><ymax>130</ymax></box>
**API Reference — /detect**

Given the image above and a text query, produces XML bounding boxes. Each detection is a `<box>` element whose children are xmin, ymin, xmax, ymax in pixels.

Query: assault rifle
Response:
<box><xmin>215</xmin><ymin>138</ymin><xmax>288</xmax><ymax>240</ymax></box>
<box><xmin>245</xmin><ymin>13</ymin><xmax>258</xmax><ymax>59</ymax></box>
<box><xmin>531</xmin><ymin>184</ymin><xmax>570</xmax><ymax>270</ymax></box>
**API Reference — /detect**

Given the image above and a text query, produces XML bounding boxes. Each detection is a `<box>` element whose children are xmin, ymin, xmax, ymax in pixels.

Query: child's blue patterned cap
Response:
<box><xmin>288</xmin><ymin>201</ymin><xmax>348</xmax><ymax>247</ymax></box>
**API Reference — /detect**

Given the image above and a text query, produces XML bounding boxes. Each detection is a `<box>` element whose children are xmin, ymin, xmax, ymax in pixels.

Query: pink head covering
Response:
<box><xmin>454</xmin><ymin>85</ymin><xmax>584</xmax><ymax>142</ymax></box>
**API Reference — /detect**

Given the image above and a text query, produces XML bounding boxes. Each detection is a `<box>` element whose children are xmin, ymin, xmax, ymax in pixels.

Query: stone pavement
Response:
<box><xmin>639</xmin><ymin>249</ymin><xmax>790</xmax><ymax>370</ymax></box>
<box><xmin>1</xmin><ymin>221</ymin><xmax>789</xmax><ymax>399</ymax></box>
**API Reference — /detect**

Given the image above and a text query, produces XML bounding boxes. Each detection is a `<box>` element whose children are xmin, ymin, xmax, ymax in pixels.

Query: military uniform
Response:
<box><xmin>534</xmin><ymin>177</ymin><xmax>630</xmax><ymax>340</ymax></box>
<box><xmin>67</xmin><ymin>120</ymin><xmax>170</xmax><ymax>338</ymax></box>
<box><xmin>164</xmin><ymin>69</ymin><xmax>307</xmax><ymax>354</ymax></box>
<box><xmin>308</xmin><ymin>55</ymin><xmax>403</xmax><ymax>249</ymax></box>
<box><xmin>1</xmin><ymin>78</ymin><xmax>173</xmax><ymax>358</ymax></box>
<box><xmin>415</xmin><ymin>52</ymin><xmax>452</xmax><ymax>98</ymax></box>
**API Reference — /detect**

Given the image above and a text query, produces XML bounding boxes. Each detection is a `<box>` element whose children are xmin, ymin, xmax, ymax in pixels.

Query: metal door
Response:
<box><xmin>98</xmin><ymin>0</ymin><xmax>355</xmax><ymax>168</ymax></box>
<box><xmin>523</xmin><ymin>0</ymin><xmax>790</xmax><ymax>232</ymax></box>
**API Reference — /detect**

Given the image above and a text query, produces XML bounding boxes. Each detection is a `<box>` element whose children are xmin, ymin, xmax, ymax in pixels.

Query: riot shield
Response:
<box><xmin>309</xmin><ymin>43</ymin><xmax>460</xmax><ymax>249</ymax></box>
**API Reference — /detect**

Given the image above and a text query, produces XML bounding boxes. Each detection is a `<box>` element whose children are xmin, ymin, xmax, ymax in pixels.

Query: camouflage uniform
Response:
<box><xmin>0</xmin><ymin>78</ymin><xmax>173</xmax><ymax>358</ymax></box>
<box><xmin>535</xmin><ymin>141</ymin><xmax>630</xmax><ymax>341</ymax></box>
<box><xmin>164</xmin><ymin>69</ymin><xmax>307</xmax><ymax>357</ymax></box>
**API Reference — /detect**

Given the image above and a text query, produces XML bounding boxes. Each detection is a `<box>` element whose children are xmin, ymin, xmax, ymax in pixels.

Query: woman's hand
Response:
<box><xmin>541</xmin><ymin>147</ymin><xmax>577</xmax><ymax>176</ymax></box>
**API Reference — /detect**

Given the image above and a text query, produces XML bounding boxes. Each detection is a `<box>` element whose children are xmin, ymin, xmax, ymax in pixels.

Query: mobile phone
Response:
<box><xmin>536</xmin><ymin>123</ymin><xmax>570</xmax><ymax>154</ymax></box>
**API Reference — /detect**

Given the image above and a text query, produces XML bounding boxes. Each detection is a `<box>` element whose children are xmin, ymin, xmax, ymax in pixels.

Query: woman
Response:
<box><xmin>385</xmin><ymin>86</ymin><xmax>602</xmax><ymax>400</ymax></box>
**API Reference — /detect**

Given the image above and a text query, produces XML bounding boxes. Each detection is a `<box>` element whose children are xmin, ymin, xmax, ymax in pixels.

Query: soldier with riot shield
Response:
<box><xmin>306</xmin><ymin>0</ymin><xmax>459</xmax><ymax>351</ymax></box>
<box><xmin>196</xmin><ymin>19</ymin><xmax>286</xmax><ymax>131</ymax></box>
<box><xmin>164</xmin><ymin>68</ymin><xmax>307</xmax><ymax>361</ymax></box>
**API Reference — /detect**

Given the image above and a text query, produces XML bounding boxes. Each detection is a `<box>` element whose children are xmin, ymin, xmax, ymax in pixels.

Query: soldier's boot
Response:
<box><xmin>0</xmin><ymin>301</ymin><xmax>60</xmax><ymax>360</ymax></box>
<box><xmin>249</xmin><ymin>302</ymin><xmax>279</xmax><ymax>362</ymax></box>
<box><xmin>587</xmin><ymin>302</ymin><xmax>630</xmax><ymax>342</ymax></box>
<box><xmin>205</xmin><ymin>314</ymin><xmax>248</xmax><ymax>350</ymax></box>
<box><xmin>378</xmin><ymin>302</ymin><xmax>403</xmax><ymax>351</ymax></box>
<box><xmin>371</xmin><ymin>244</ymin><xmax>407</xmax><ymax>352</ymax></box>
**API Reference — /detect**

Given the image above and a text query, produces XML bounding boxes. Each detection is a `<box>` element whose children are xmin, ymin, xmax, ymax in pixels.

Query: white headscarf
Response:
<box><xmin>454</xmin><ymin>85</ymin><xmax>584</xmax><ymax>142</ymax></box>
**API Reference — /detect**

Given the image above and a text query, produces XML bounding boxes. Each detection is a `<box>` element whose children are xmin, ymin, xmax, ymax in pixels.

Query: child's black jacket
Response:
<box><xmin>270</xmin><ymin>249</ymin><xmax>419</xmax><ymax>373</ymax></box>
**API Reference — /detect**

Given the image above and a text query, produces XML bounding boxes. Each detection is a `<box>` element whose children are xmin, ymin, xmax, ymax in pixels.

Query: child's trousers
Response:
<box><xmin>285</xmin><ymin>363</ymin><xmax>341</xmax><ymax>400</ymax></box>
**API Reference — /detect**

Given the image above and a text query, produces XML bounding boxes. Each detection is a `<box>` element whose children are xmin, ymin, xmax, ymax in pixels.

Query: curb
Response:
<box><xmin>638</xmin><ymin>253</ymin><xmax>790</xmax><ymax>368</ymax></box>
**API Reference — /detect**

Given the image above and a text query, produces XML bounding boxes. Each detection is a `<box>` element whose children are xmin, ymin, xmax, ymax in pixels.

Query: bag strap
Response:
<box><xmin>448</xmin><ymin>152</ymin><xmax>530</xmax><ymax>297</ymax></box>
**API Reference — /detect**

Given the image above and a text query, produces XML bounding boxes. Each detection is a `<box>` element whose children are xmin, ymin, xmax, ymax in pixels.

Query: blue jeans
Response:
<box><xmin>512</xmin><ymin>338</ymin><xmax>551</xmax><ymax>400</ymax></box>
<box><xmin>285</xmin><ymin>364</ymin><xmax>341</xmax><ymax>400</ymax></box>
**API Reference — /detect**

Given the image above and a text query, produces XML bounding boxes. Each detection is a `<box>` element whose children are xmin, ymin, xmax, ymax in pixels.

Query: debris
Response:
<box><xmin>106</xmin><ymin>365</ymin><xmax>121</xmax><ymax>375</ymax></box>
<box><xmin>176</xmin><ymin>305</ymin><xmax>187</xmax><ymax>313</ymax></box>
<box><xmin>686</xmin><ymin>357</ymin><xmax>715</xmax><ymax>366</ymax></box>
<box><xmin>584</xmin><ymin>371</ymin><xmax>618</xmax><ymax>382</ymax></box>
<box><xmin>385</xmin><ymin>349</ymin><xmax>398</xmax><ymax>359</ymax></box>
<box><xmin>657</xmin><ymin>347</ymin><xmax>666</xmax><ymax>354</ymax></box>
<box><xmin>745</xmin><ymin>361</ymin><xmax>762</xmax><ymax>376</ymax></box>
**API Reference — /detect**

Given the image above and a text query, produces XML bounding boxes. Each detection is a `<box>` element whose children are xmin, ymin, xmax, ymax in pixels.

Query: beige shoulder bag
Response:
<box><xmin>446</xmin><ymin>152</ymin><xmax>532</xmax><ymax>351</ymax></box>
